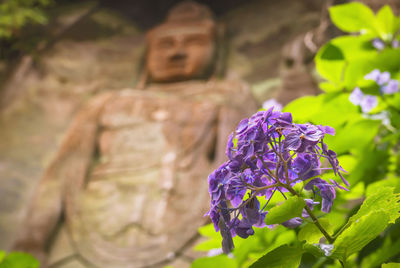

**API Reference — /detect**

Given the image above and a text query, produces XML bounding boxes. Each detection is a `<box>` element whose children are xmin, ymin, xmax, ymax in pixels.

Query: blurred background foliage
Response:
<box><xmin>0</xmin><ymin>0</ymin><xmax>52</xmax><ymax>39</ymax></box>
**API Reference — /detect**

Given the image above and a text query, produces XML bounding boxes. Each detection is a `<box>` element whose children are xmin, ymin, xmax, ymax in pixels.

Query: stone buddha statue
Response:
<box><xmin>13</xmin><ymin>2</ymin><xmax>257</xmax><ymax>267</ymax></box>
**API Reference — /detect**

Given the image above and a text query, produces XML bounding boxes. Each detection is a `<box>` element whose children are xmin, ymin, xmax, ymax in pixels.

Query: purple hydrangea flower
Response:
<box><xmin>372</xmin><ymin>38</ymin><xmax>385</xmax><ymax>51</ymax></box>
<box><xmin>364</xmin><ymin>70</ymin><xmax>381</xmax><ymax>82</ymax></box>
<box><xmin>349</xmin><ymin>88</ymin><xmax>377</xmax><ymax>113</ymax></box>
<box><xmin>305</xmin><ymin>178</ymin><xmax>336</xmax><ymax>213</ymax></box>
<box><xmin>349</xmin><ymin>87</ymin><xmax>364</xmax><ymax>106</ymax></box>
<box><xmin>206</xmin><ymin>109</ymin><xmax>347</xmax><ymax>252</ymax></box>
<box><xmin>281</xmin><ymin>217</ymin><xmax>303</xmax><ymax>228</ymax></box>
<box><xmin>381</xmin><ymin>79</ymin><xmax>399</xmax><ymax>94</ymax></box>
<box><xmin>364</xmin><ymin>69</ymin><xmax>391</xmax><ymax>86</ymax></box>
<box><xmin>361</xmin><ymin>95</ymin><xmax>378</xmax><ymax>113</ymax></box>
<box><xmin>392</xmin><ymin>39</ymin><xmax>399</xmax><ymax>49</ymax></box>
<box><xmin>377</xmin><ymin>71</ymin><xmax>391</xmax><ymax>85</ymax></box>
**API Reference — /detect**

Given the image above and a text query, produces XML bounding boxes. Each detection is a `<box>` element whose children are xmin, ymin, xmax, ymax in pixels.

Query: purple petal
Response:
<box><xmin>349</xmin><ymin>88</ymin><xmax>364</xmax><ymax>106</ymax></box>
<box><xmin>329</xmin><ymin>179</ymin><xmax>349</xmax><ymax>191</ymax></box>
<box><xmin>392</xmin><ymin>39</ymin><xmax>399</xmax><ymax>48</ymax></box>
<box><xmin>377</xmin><ymin>71</ymin><xmax>391</xmax><ymax>85</ymax></box>
<box><xmin>372</xmin><ymin>38</ymin><xmax>385</xmax><ymax>51</ymax></box>
<box><xmin>318</xmin><ymin>125</ymin><xmax>335</xmax><ymax>136</ymax></box>
<box><xmin>381</xmin><ymin>79</ymin><xmax>399</xmax><ymax>94</ymax></box>
<box><xmin>281</xmin><ymin>217</ymin><xmax>303</xmax><ymax>228</ymax></box>
<box><xmin>360</xmin><ymin>95</ymin><xmax>378</xmax><ymax>113</ymax></box>
<box><xmin>364</xmin><ymin>69</ymin><xmax>381</xmax><ymax>81</ymax></box>
<box><xmin>236</xmin><ymin>119</ymin><xmax>248</xmax><ymax>134</ymax></box>
<box><xmin>284</xmin><ymin>133</ymin><xmax>301</xmax><ymax>151</ymax></box>
<box><xmin>262</xmin><ymin>99</ymin><xmax>283</xmax><ymax>111</ymax></box>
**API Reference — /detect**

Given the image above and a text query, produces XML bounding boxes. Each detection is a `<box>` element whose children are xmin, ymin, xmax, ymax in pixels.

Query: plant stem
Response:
<box><xmin>285</xmin><ymin>185</ymin><xmax>334</xmax><ymax>244</ymax></box>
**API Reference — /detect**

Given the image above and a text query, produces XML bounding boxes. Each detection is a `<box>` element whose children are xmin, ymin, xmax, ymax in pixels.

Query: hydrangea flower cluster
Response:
<box><xmin>372</xmin><ymin>38</ymin><xmax>399</xmax><ymax>51</ymax></box>
<box><xmin>206</xmin><ymin>107</ymin><xmax>347</xmax><ymax>253</ymax></box>
<box><xmin>349</xmin><ymin>88</ymin><xmax>378</xmax><ymax>113</ymax></box>
<box><xmin>349</xmin><ymin>69</ymin><xmax>400</xmax><ymax>113</ymax></box>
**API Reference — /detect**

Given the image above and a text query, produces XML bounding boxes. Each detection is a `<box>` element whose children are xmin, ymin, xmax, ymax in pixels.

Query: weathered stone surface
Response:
<box><xmin>0</xmin><ymin>3</ymin><xmax>143</xmax><ymax>249</ymax></box>
<box><xmin>16</xmin><ymin>81</ymin><xmax>255</xmax><ymax>268</ymax></box>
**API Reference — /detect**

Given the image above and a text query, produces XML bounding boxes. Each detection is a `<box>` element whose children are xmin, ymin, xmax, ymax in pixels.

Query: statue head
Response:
<box><xmin>146</xmin><ymin>1</ymin><xmax>217</xmax><ymax>83</ymax></box>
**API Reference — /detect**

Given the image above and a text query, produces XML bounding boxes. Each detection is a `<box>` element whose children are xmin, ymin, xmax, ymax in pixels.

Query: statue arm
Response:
<box><xmin>12</xmin><ymin>93</ymin><xmax>114</xmax><ymax>260</ymax></box>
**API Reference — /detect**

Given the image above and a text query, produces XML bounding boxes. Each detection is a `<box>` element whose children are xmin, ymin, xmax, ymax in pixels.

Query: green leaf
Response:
<box><xmin>283</xmin><ymin>95</ymin><xmax>322</xmax><ymax>123</ymax></box>
<box><xmin>382</xmin><ymin>263</ymin><xmax>400</xmax><ymax>268</ymax></box>
<box><xmin>350</xmin><ymin>187</ymin><xmax>400</xmax><ymax>224</ymax></box>
<box><xmin>249</xmin><ymin>245</ymin><xmax>303</xmax><ymax>268</ymax></box>
<box><xmin>195</xmin><ymin>224</ymin><xmax>223</xmax><ymax>251</ymax></box>
<box><xmin>361</xmin><ymin>236</ymin><xmax>400</xmax><ymax>268</ymax></box>
<box><xmin>0</xmin><ymin>252</ymin><xmax>39</xmax><ymax>268</ymax></box>
<box><xmin>329</xmin><ymin>2</ymin><xmax>376</xmax><ymax>33</ymax></box>
<box><xmin>264</xmin><ymin>196</ymin><xmax>305</xmax><ymax>225</ymax></box>
<box><xmin>315</xmin><ymin>42</ymin><xmax>346</xmax><ymax>85</ymax></box>
<box><xmin>319</xmin><ymin>81</ymin><xmax>342</xmax><ymax>92</ymax></box>
<box><xmin>332</xmin><ymin>188</ymin><xmax>400</xmax><ymax>261</ymax></box>
<box><xmin>331</xmin><ymin>36</ymin><xmax>376</xmax><ymax>61</ymax></box>
<box><xmin>328</xmin><ymin>119</ymin><xmax>380</xmax><ymax>155</ymax></box>
<box><xmin>298</xmin><ymin>218</ymin><xmax>333</xmax><ymax>244</ymax></box>
<box><xmin>310</xmin><ymin>93</ymin><xmax>360</xmax><ymax>128</ymax></box>
<box><xmin>0</xmin><ymin>252</ymin><xmax>5</xmax><ymax>263</ymax></box>
<box><xmin>343</xmin><ymin>58</ymin><xmax>377</xmax><ymax>90</ymax></box>
<box><xmin>191</xmin><ymin>255</ymin><xmax>238</xmax><ymax>268</ymax></box>
<box><xmin>332</xmin><ymin>211</ymin><xmax>390</xmax><ymax>260</ymax></box>
<box><xmin>376</xmin><ymin>5</ymin><xmax>396</xmax><ymax>40</ymax></box>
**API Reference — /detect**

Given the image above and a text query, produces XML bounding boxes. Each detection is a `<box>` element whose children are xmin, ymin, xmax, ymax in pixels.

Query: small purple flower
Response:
<box><xmin>281</xmin><ymin>217</ymin><xmax>303</xmax><ymax>228</ymax></box>
<box><xmin>291</xmin><ymin>153</ymin><xmax>321</xmax><ymax>181</ymax></box>
<box><xmin>381</xmin><ymin>79</ymin><xmax>399</xmax><ymax>94</ymax></box>
<box><xmin>392</xmin><ymin>39</ymin><xmax>399</xmax><ymax>49</ymax></box>
<box><xmin>283</xmin><ymin>124</ymin><xmax>333</xmax><ymax>153</ymax></box>
<box><xmin>372</xmin><ymin>38</ymin><xmax>385</xmax><ymax>51</ymax></box>
<box><xmin>262</xmin><ymin>99</ymin><xmax>283</xmax><ymax>111</ymax></box>
<box><xmin>303</xmin><ymin>199</ymin><xmax>320</xmax><ymax>217</ymax></box>
<box><xmin>364</xmin><ymin>70</ymin><xmax>381</xmax><ymax>82</ymax></box>
<box><xmin>349</xmin><ymin>87</ymin><xmax>364</xmax><ymax>106</ymax></box>
<box><xmin>232</xmin><ymin>218</ymin><xmax>255</xmax><ymax>238</ymax></box>
<box><xmin>349</xmin><ymin>88</ymin><xmax>377</xmax><ymax>113</ymax></box>
<box><xmin>360</xmin><ymin>95</ymin><xmax>378</xmax><ymax>113</ymax></box>
<box><xmin>305</xmin><ymin>178</ymin><xmax>336</xmax><ymax>213</ymax></box>
<box><xmin>377</xmin><ymin>71</ymin><xmax>391</xmax><ymax>85</ymax></box>
<box><xmin>364</xmin><ymin>69</ymin><xmax>392</xmax><ymax>86</ymax></box>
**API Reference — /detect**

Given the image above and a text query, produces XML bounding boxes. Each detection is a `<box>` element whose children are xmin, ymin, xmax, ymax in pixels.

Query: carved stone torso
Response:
<box><xmin>47</xmin><ymin>80</ymin><xmax>255</xmax><ymax>268</ymax></box>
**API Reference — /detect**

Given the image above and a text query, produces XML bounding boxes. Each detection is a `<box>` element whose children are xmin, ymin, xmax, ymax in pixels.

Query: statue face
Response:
<box><xmin>147</xmin><ymin>25</ymin><xmax>216</xmax><ymax>82</ymax></box>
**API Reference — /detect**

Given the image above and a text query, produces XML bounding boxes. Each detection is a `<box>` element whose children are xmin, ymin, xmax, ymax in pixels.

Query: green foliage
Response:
<box><xmin>0</xmin><ymin>251</ymin><xmax>39</xmax><ymax>268</ymax></box>
<box><xmin>329</xmin><ymin>2</ymin><xmax>376</xmax><ymax>33</ymax></box>
<box><xmin>331</xmin><ymin>187</ymin><xmax>400</xmax><ymax>261</ymax></box>
<box><xmin>382</xmin><ymin>263</ymin><xmax>400</xmax><ymax>268</ymax></box>
<box><xmin>316</xmin><ymin>3</ymin><xmax>400</xmax><ymax>92</ymax></box>
<box><xmin>192</xmin><ymin>255</ymin><xmax>238</xmax><ymax>268</ymax></box>
<box><xmin>264</xmin><ymin>196</ymin><xmax>305</xmax><ymax>225</ymax></box>
<box><xmin>195</xmin><ymin>2</ymin><xmax>400</xmax><ymax>267</ymax></box>
<box><xmin>249</xmin><ymin>245</ymin><xmax>303</xmax><ymax>268</ymax></box>
<box><xmin>0</xmin><ymin>0</ymin><xmax>51</xmax><ymax>39</ymax></box>
<box><xmin>349</xmin><ymin>187</ymin><xmax>400</xmax><ymax>224</ymax></box>
<box><xmin>332</xmin><ymin>211</ymin><xmax>390</xmax><ymax>261</ymax></box>
<box><xmin>298</xmin><ymin>218</ymin><xmax>332</xmax><ymax>244</ymax></box>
